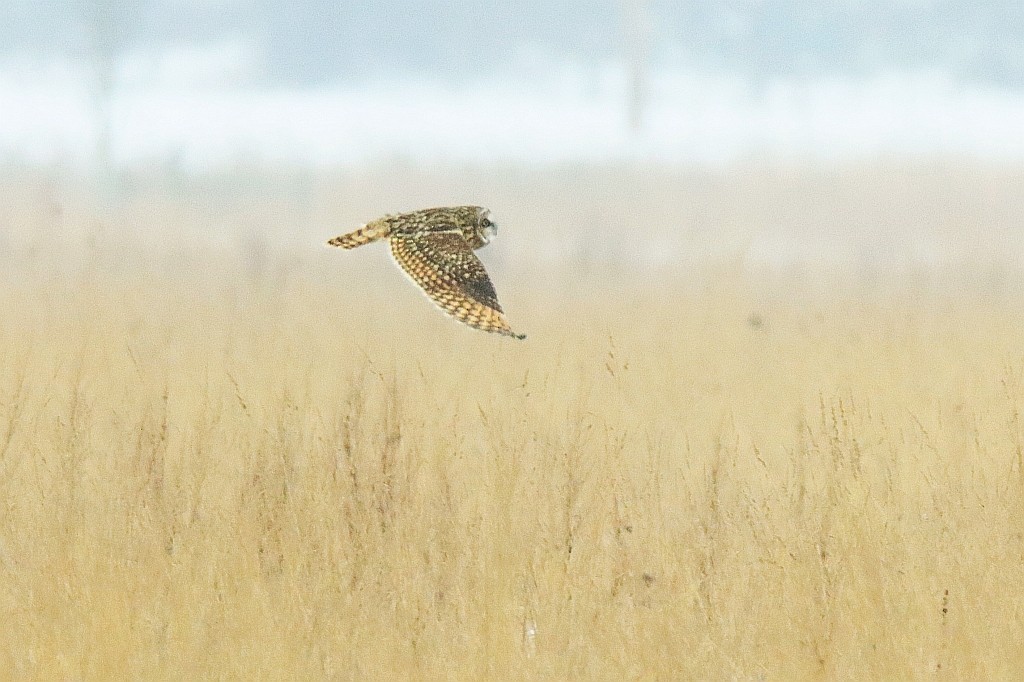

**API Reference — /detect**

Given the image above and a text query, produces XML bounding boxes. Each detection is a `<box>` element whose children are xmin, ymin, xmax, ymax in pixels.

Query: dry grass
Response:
<box><xmin>2</xmin><ymin>166</ymin><xmax>1024</xmax><ymax>679</ymax></box>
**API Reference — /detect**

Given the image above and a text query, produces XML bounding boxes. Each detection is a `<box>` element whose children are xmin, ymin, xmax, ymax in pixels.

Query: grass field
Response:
<box><xmin>2</xmin><ymin>166</ymin><xmax>1024</xmax><ymax>679</ymax></box>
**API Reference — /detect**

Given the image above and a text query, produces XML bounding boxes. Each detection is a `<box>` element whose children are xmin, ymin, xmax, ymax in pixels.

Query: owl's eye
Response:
<box><xmin>481</xmin><ymin>218</ymin><xmax>492</xmax><ymax>228</ymax></box>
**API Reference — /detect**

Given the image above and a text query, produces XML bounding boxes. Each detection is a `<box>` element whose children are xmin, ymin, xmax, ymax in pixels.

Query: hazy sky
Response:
<box><xmin>3</xmin><ymin>1</ymin><xmax>1023</xmax><ymax>87</ymax></box>
<box><xmin>2</xmin><ymin>2</ymin><xmax>1023</xmax><ymax>168</ymax></box>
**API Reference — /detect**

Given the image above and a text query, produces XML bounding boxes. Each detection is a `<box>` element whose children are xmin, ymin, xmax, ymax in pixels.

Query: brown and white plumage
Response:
<box><xmin>327</xmin><ymin>206</ymin><xmax>525</xmax><ymax>339</ymax></box>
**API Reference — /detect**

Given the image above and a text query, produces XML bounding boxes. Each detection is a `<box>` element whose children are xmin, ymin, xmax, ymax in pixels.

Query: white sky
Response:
<box><xmin>2</xmin><ymin>48</ymin><xmax>1024</xmax><ymax>170</ymax></box>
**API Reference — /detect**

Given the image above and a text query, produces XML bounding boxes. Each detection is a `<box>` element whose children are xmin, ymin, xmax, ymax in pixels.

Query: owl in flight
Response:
<box><xmin>327</xmin><ymin>206</ymin><xmax>525</xmax><ymax>339</ymax></box>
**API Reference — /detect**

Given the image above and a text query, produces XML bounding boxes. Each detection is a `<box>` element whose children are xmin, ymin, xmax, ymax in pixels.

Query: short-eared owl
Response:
<box><xmin>327</xmin><ymin>206</ymin><xmax>525</xmax><ymax>339</ymax></box>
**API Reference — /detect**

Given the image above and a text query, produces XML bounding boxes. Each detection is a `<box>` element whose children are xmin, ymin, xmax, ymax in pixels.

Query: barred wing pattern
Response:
<box><xmin>389</xmin><ymin>233</ymin><xmax>525</xmax><ymax>339</ymax></box>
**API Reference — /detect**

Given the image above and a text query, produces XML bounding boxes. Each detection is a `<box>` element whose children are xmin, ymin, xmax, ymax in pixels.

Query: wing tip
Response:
<box><xmin>491</xmin><ymin>321</ymin><xmax>526</xmax><ymax>340</ymax></box>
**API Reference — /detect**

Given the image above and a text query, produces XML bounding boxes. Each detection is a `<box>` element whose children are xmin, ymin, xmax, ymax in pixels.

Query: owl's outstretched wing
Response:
<box><xmin>389</xmin><ymin>233</ymin><xmax>525</xmax><ymax>339</ymax></box>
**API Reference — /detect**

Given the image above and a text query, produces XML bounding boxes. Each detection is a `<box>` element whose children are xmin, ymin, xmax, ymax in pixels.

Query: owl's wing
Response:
<box><xmin>389</xmin><ymin>233</ymin><xmax>524</xmax><ymax>339</ymax></box>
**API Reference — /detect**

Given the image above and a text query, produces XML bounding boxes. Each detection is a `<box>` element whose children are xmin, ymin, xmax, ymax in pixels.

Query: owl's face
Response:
<box><xmin>452</xmin><ymin>206</ymin><xmax>495</xmax><ymax>250</ymax></box>
<box><xmin>475</xmin><ymin>207</ymin><xmax>496</xmax><ymax>244</ymax></box>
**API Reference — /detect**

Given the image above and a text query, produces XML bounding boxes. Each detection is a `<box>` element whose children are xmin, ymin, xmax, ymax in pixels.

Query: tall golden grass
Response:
<box><xmin>2</xmin><ymin>166</ymin><xmax>1024</xmax><ymax>678</ymax></box>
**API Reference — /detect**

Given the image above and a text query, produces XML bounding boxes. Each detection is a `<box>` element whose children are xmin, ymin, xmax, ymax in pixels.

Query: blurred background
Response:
<box><xmin>2</xmin><ymin>0</ymin><xmax>1023</xmax><ymax>288</ymax></box>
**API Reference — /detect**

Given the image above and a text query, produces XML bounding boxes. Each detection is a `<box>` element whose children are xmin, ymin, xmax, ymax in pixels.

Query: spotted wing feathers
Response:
<box><xmin>390</xmin><ymin>233</ymin><xmax>525</xmax><ymax>339</ymax></box>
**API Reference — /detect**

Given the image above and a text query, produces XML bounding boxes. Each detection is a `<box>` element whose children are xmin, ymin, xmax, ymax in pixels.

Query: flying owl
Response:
<box><xmin>327</xmin><ymin>206</ymin><xmax>525</xmax><ymax>339</ymax></box>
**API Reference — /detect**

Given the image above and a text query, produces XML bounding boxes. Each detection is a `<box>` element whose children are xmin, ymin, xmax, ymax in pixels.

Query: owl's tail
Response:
<box><xmin>327</xmin><ymin>220</ymin><xmax>390</xmax><ymax>249</ymax></box>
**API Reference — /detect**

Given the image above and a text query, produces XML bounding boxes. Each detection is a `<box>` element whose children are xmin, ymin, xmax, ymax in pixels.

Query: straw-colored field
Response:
<box><xmin>1</xmin><ymin>166</ymin><xmax>1023</xmax><ymax>679</ymax></box>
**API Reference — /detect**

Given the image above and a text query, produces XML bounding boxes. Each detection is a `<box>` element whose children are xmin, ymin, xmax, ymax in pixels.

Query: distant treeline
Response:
<box><xmin>4</xmin><ymin>1</ymin><xmax>1023</xmax><ymax>87</ymax></box>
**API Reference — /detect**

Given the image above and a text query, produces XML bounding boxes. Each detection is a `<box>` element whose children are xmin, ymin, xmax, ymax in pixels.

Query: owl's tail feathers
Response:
<box><xmin>327</xmin><ymin>221</ymin><xmax>389</xmax><ymax>249</ymax></box>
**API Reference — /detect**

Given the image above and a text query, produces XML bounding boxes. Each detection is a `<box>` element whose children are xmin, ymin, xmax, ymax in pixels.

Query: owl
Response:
<box><xmin>327</xmin><ymin>206</ymin><xmax>525</xmax><ymax>339</ymax></box>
